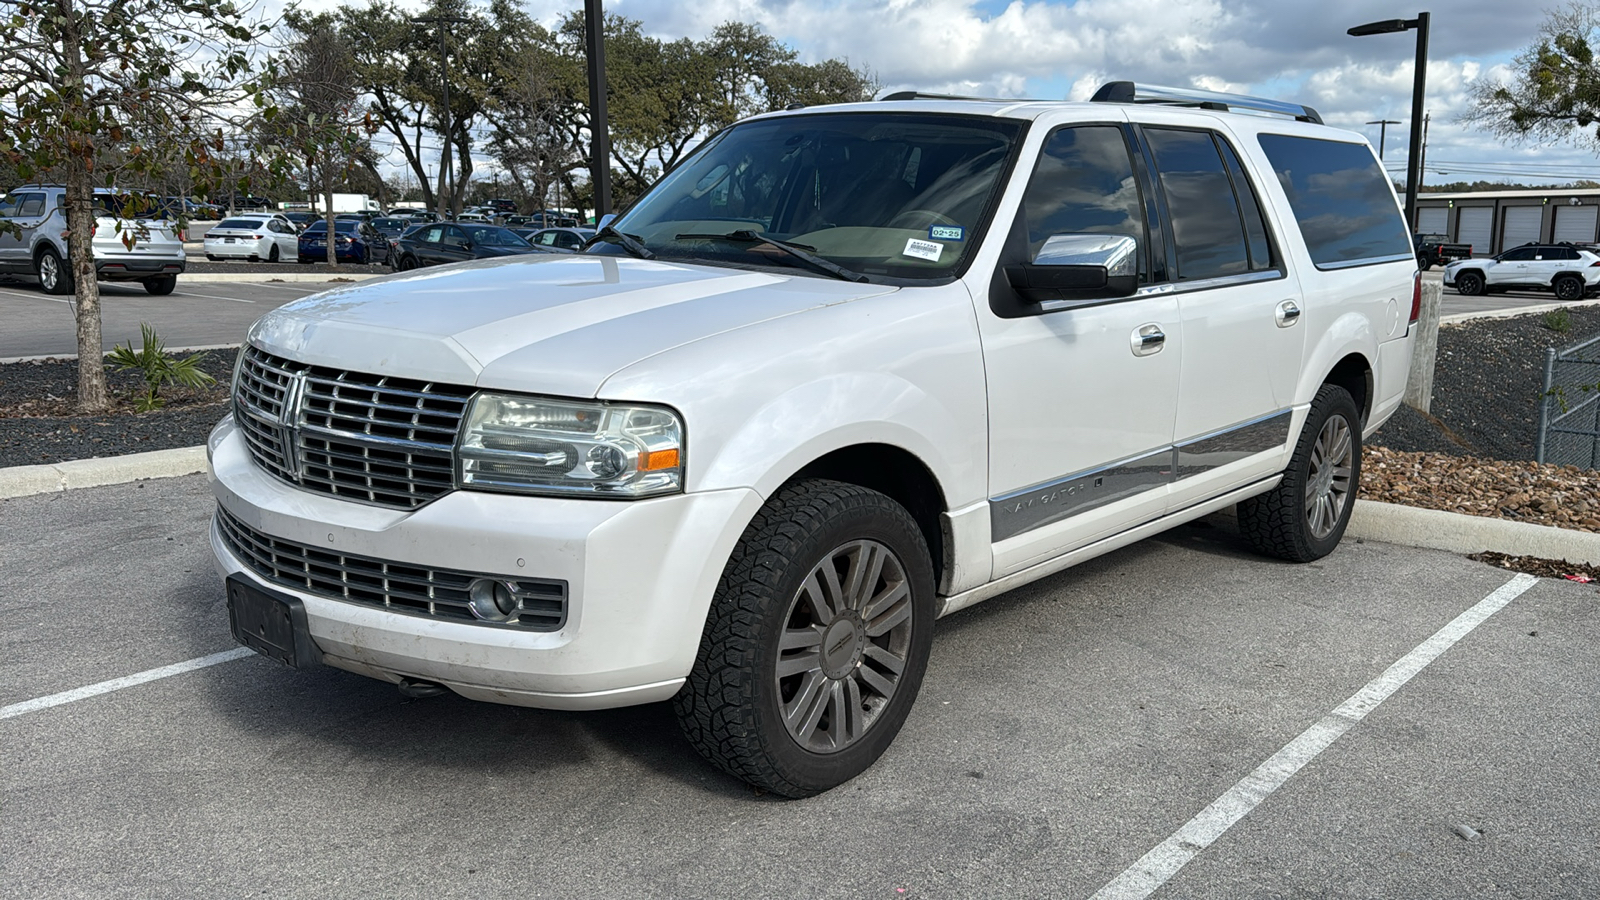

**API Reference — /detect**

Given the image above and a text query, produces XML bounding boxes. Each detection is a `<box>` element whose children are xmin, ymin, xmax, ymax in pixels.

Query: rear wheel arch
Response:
<box><xmin>1321</xmin><ymin>352</ymin><xmax>1372</xmax><ymax>429</ymax></box>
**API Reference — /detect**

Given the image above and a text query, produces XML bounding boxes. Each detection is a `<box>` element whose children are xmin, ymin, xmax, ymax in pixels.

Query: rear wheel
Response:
<box><xmin>268</xmin><ymin>244</ymin><xmax>280</xmax><ymax>263</ymax></box>
<box><xmin>1455</xmin><ymin>271</ymin><xmax>1485</xmax><ymax>296</ymax></box>
<box><xmin>143</xmin><ymin>275</ymin><xmax>176</xmax><ymax>296</ymax></box>
<box><xmin>1237</xmin><ymin>385</ymin><xmax>1361</xmax><ymax>563</ymax></box>
<box><xmin>1554</xmin><ymin>274</ymin><xmax>1584</xmax><ymax>302</ymax></box>
<box><xmin>37</xmin><ymin>247</ymin><xmax>72</xmax><ymax>295</ymax></box>
<box><xmin>675</xmin><ymin>480</ymin><xmax>936</xmax><ymax>798</ymax></box>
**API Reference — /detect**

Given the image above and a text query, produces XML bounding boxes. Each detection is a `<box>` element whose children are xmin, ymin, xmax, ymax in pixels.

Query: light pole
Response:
<box><xmin>1348</xmin><ymin>12</ymin><xmax>1430</xmax><ymax>229</ymax></box>
<box><xmin>413</xmin><ymin>14</ymin><xmax>468</xmax><ymax>219</ymax></box>
<box><xmin>585</xmin><ymin>0</ymin><xmax>612</xmax><ymax>220</ymax></box>
<box><xmin>1366</xmin><ymin>118</ymin><xmax>1401</xmax><ymax>160</ymax></box>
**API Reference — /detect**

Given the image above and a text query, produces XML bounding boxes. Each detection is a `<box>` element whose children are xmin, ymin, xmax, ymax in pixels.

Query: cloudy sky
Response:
<box><xmin>293</xmin><ymin>0</ymin><xmax>1600</xmax><ymax>188</ymax></box>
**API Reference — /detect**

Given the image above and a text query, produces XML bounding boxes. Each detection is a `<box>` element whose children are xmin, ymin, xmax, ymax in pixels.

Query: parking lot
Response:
<box><xmin>2</xmin><ymin>476</ymin><xmax>1596</xmax><ymax>898</ymax></box>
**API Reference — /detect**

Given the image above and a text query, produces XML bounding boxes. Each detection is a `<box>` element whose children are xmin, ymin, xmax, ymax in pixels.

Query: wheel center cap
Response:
<box><xmin>820</xmin><ymin>617</ymin><xmax>864</xmax><ymax>680</ymax></box>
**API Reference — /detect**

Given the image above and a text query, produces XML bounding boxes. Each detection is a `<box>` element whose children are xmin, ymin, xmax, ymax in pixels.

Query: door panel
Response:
<box><xmin>979</xmin><ymin>123</ymin><xmax>1180</xmax><ymax>574</ymax></box>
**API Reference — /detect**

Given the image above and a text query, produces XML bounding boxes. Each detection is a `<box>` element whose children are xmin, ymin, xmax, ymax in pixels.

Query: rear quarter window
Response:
<box><xmin>1257</xmin><ymin>134</ymin><xmax>1412</xmax><ymax>269</ymax></box>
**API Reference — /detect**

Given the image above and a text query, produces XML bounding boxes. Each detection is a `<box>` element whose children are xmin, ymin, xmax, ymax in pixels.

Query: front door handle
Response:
<box><xmin>1276</xmin><ymin>300</ymin><xmax>1302</xmax><ymax>328</ymax></box>
<box><xmin>1131</xmin><ymin>323</ymin><xmax>1166</xmax><ymax>356</ymax></box>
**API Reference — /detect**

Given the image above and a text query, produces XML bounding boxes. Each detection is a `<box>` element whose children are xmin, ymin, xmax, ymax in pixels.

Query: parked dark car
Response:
<box><xmin>369</xmin><ymin>216</ymin><xmax>409</xmax><ymax>245</ymax></box>
<box><xmin>282</xmin><ymin>211</ymin><xmax>319</xmax><ymax>231</ymax></box>
<box><xmin>390</xmin><ymin>222</ymin><xmax>538</xmax><ymax>270</ymax></box>
<box><xmin>297</xmin><ymin>219</ymin><xmax>392</xmax><ymax>265</ymax></box>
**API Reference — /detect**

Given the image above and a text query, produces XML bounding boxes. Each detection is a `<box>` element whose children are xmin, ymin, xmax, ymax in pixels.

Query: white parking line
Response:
<box><xmin>0</xmin><ymin>286</ymin><xmax>69</xmax><ymax>304</ymax></box>
<box><xmin>0</xmin><ymin>648</ymin><xmax>254</xmax><ymax>720</ymax></box>
<box><xmin>173</xmin><ymin>289</ymin><xmax>255</xmax><ymax>303</ymax></box>
<box><xmin>1089</xmin><ymin>572</ymin><xmax>1540</xmax><ymax>900</ymax></box>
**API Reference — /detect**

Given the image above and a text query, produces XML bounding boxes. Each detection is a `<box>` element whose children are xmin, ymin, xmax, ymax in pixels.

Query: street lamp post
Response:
<box><xmin>1366</xmin><ymin>118</ymin><xmax>1401</xmax><ymax>160</ymax></box>
<box><xmin>413</xmin><ymin>14</ymin><xmax>468</xmax><ymax>219</ymax></box>
<box><xmin>585</xmin><ymin>0</ymin><xmax>612</xmax><ymax>220</ymax></box>
<box><xmin>1348</xmin><ymin>12</ymin><xmax>1430</xmax><ymax>229</ymax></box>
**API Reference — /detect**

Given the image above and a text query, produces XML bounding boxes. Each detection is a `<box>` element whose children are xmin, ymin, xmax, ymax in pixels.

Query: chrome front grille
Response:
<box><xmin>233</xmin><ymin>346</ymin><xmax>476</xmax><ymax>509</ymax></box>
<box><xmin>216</xmin><ymin>506</ymin><xmax>567</xmax><ymax>630</ymax></box>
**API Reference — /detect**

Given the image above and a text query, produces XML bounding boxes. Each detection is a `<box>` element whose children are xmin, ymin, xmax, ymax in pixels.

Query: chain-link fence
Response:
<box><xmin>1537</xmin><ymin>332</ymin><xmax>1600</xmax><ymax>468</ymax></box>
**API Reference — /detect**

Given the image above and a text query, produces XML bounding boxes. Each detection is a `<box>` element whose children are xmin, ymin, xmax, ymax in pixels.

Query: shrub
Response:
<box><xmin>106</xmin><ymin>323</ymin><xmax>216</xmax><ymax>411</ymax></box>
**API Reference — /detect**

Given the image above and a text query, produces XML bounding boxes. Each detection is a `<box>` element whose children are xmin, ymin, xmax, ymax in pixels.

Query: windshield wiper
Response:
<box><xmin>590</xmin><ymin>224</ymin><xmax>655</xmax><ymax>260</ymax></box>
<box><xmin>674</xmin><ymin>230</ymin><xmax>868</xmax><ymax>283</ymax></box>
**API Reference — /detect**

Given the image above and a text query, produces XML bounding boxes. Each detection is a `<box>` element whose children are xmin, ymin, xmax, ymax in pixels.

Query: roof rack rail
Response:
<box><xmin>1090</xmin><ymin>81</ymin><xmax>1323</xmax><ymax>125</ymax></box>
<box><xmin>878</xmin><ymin>91</ymin><xmax>1014</xmax><ymax>103</ymax></box>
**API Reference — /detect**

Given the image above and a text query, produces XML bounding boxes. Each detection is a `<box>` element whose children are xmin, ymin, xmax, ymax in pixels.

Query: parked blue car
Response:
<box><xmin>297</xmin><ymin>219</ymin><xmax>391</xmax><ymax>265</ymax></box>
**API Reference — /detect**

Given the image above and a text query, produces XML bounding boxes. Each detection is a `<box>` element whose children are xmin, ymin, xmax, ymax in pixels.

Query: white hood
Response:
<box><xmin>248</xmin><ymin>254</ymin><xmax>897</xmax><ymax>398</ymax></box>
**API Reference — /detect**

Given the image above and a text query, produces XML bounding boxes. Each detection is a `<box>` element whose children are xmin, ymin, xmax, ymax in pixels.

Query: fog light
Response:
<box><xmin>467</xmin><ymin>579</ymin><xmax>519</xmax><ymax>621</ymax></box>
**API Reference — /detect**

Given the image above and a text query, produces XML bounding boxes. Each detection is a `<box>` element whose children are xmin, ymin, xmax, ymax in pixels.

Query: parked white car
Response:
<box><xmin>210</xmin><ymin>82</ymin><xmax>1418</xmax><ymax>797</ymax></box>
<box><xmin>1442</xmin><ymin>243</ymin><xmax>1600</xmax><ymax>301</ymax></box>
<box><xmin>203</xmin><ymin>215</ymin><xmax>300</xmax><ymax>262</ymax></box>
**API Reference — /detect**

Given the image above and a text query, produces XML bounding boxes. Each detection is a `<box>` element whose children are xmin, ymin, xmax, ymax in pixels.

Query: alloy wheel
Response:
<box><xmin>774</xmin><ymin>539</ymin><xmax>914</xmax><ymax>754</ymax></box>
<box><xmin>1303</xmin><ymin>414</ymin><xmax>1354</xmax><ymax>540</ymax></box>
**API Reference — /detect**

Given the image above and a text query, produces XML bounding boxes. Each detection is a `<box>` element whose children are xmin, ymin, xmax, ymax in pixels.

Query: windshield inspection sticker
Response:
<box><xmin>929</xmin><ymin>225</ymin><xmax>965</xmax><ymax>241</ymax></box>
<box><xmin>903</xmin><ymin>238</ymin><xmax>944</xmax><ymax>262</ymax></box>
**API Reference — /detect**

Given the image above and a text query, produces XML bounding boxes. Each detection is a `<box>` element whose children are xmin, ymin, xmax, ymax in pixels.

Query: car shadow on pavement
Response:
<box><xmin>191</xmin><ymin>645</ymin><xmax>755</xmax><ymax>799</ymax></box>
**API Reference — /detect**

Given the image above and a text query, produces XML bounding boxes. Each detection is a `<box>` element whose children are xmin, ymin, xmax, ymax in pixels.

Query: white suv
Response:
<box><xmin>1443</xmin><ymin>243</ymin><xmax>1600</xmax><ymax>301</ymax></box>
<box><xmin>0</xmin><ymin>185</ymin><xmax>186</xmax><ymax>294</ymax></box>
<box><xmin>209</xmin><ymin>82</ymin><xmax>1418</xmax><ymax>797</ymax></box>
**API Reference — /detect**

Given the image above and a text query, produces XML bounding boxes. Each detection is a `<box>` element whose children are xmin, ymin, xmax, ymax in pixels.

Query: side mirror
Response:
<box><xmin>597</xmin><ymin>213</ymin><xmax>617</xmax><ymax>231</ymax></box>
<box><xmin>1004</xmin><ymin>234</ymin><xmax>1138</xmax><ymax>303</ymax></box>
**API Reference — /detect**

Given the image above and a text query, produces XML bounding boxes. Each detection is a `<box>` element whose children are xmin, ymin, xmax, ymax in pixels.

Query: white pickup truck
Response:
<box><xmin>210</xmin><ymin>82</ymin><xmax>1418</xmax><ymax>797</ymax></box>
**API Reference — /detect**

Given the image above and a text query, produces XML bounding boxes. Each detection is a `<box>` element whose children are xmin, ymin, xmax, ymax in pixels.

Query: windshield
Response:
<box><xmin>462</xmin><ymin>225</ymin><xmax>531</xmax><ymax>247</ymax></box>
<box><xmin>603</xmin><ymin>112</ymin><xmax>1024</xmax><ymax>281</ymax></box>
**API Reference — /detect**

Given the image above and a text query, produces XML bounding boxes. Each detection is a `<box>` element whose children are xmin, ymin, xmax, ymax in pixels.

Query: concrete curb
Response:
<box><xmin>1346</xmin><ymin>498</ymin><xmax>1600</xmax><ymax>565</ymax></box>
<box><xmin>181</xmin><ymin>273</ymin><xmax>378</xmax><ymax>284</ymax></box>
<box><xmin>1441</xmin><ymin>296</ymin><xmax>1600</xmax><ymax>325</ymax></box>
<box><xmin>0</xmin><ymin>446</ymin><xmax>209</xmax><ymax>501</ymax></box>
<box><xmin>4</xmin><ymin>447</ymin><xmax>1599</xmax><ymax>569</ymax></box>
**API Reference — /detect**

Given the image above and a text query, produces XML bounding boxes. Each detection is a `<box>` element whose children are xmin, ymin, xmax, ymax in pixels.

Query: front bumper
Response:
<box><xmin>207</xmin><ymin>415</ymin><xmax>762</xmax><ymax>710</ymax></box>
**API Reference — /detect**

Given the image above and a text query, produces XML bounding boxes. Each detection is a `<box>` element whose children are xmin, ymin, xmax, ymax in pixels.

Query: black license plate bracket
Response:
<box><xmin>226</xmin><ymin>575</ymin><xmax>322</xmax><ymax>668</ymax></box>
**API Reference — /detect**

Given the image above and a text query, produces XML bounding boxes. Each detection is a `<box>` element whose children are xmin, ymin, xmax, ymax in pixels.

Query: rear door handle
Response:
<box><xmin>1131</xmin><ymin>323</ymin><xmax>1166</xmax><ymax>356</ymax></box>
<box><xmin>1276</xmin><ymin>300</ymin><xmax>1301</xmax><ymax>327</ymax></box>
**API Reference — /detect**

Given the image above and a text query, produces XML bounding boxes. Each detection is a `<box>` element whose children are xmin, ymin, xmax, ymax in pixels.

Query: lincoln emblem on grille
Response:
<box><xmin>277</xmin><ymin>371</ymin><xmax>308</xmax><ymax>480</ymax></box>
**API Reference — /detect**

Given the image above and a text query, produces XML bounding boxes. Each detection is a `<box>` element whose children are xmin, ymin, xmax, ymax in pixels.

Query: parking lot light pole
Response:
<box><xmin>585</xmin><ymin>0</ymin><xmax>612</xmax><ymax>220</ymax></box>
<box><xmin>1348</xmin><ymin>12</ymin><xmax>1430</xmax><ymax>229</ymax></box>
<box><xmin>412</xmin><ymin>14</ymin><xmax>468</xmax><ymax>219</ymax></box>
<box><xmin>1366</xmin><ymin>119</ymin><xmax>1401</xmax><ymax>160</ymax></box>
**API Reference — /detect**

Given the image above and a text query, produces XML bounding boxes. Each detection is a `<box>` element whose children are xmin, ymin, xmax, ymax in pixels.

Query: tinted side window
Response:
<box><xmin>421</xmin><ymin>225</ymin><xmax>444</xmax><ymax>244</ymax></box>
<box><xmin>1499</xmin><ymin>247</ymin><xmax>1535</xmax><ymax>261</ymax></box>
<box><xmin>1257</xmin><ymin>134</ymin><xmax>1412</xmax><ymax>268</ymax></box>
<box><xmin>1217</xmin><ymin>138</ymin><xmax>1276</xmax><ymax>271</ymax></box>
<box><xmin>1021</xmin><ymin>125</ymin><xmax>1148</xmax><ymax>280</ymax></box>
<box><xmin>1145</xmin><ymin>129</ymin><xmax>1249</xmax><ymax>280</ymax></box>
<box><xmin>1561</xmin><ymin>247</ymin><xmax>1582</xmax><ymax>260</ymax></box>
<box><xmin>17</xmin><ymin>193</ymin><xmax>45</xmax><ymax>217</ymax></box>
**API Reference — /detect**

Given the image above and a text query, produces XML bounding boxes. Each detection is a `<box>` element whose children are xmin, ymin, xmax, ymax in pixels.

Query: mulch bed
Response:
<box><xmin>0</xmin><ymin>350</ymin><xmax>236</xmax><ymax>467</ymax></box>
<box><xmin>1360</xmin><ymin>445</ymin><xmax>1600</xmax><ymax>534</ymax></box>
<box><xmin>1468</xmin><ymin>551</ymin><xmax>1600</xmax><ymax>585</ymax></box>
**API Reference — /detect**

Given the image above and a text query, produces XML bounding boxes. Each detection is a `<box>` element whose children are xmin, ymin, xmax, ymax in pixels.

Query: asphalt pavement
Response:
<box><xmin>2</xmin><ymin>476</ymin><xmax>1596</xmax><ymax>898</ymax></box>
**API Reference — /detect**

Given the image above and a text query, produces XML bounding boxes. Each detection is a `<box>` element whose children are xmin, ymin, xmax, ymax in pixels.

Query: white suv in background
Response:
<box><xmin>0</xmin><ymin>184</ymin><xmax>186</xmax><ymax>294</ymax></box>
<box><xmin>209</xmin><ymin>82</ymin><xmax>1418</xmax><ymax>797</ymax></box>
<box><xmin>1443</xmin><ymin>243</ymin><xmax>1600</xmax><ymax>300</ymax></box>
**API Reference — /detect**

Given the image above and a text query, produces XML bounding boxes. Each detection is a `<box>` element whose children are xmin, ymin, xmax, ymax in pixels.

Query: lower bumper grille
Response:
<box><xmin>215</xmin><ymin>505</ymin><xmax>567</xmax><ymax>631</ymax></box>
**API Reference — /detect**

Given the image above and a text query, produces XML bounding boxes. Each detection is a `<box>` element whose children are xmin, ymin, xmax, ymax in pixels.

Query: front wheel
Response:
<box><xmin>675</xmin><ymin>480</ymin><xmax>936</xmax><ymax>798</ymax></box>
<box><xmin>1237</xmin><ymin>385</ymin><xmax>1361</xmax><ymax>562</ymax></box>
<box><xmin>398</xmin><ymin>255</ymin><xmax>418</xmax><ymax>271</ymax></box>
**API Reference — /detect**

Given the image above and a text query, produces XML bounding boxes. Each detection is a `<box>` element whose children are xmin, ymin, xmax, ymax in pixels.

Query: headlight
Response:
<box><xmin>457</xmin><ymin>393</ymin><xmax>684</xmax><ymax>498</ymax></box>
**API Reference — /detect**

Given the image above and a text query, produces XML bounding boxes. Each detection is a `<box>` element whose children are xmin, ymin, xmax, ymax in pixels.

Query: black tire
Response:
<box><xmin>1553</xmin><ymin>275</ymin><xmax>1584</xmax><ymax>302</ymax></box>
<box><xmin>1237</xmin><ymin>385</ymin><xmax>1361</xmax><ymax>563</ymax></box>
<box><xmin>674</xmin><ymin>479</ymin><xmax>936</xmax><ymax>798</ymax></box>
<box><xmin>1455</xmin><ymin>270</ymin><xmax>1485</xmax><ymax>296</ymax></box>
<box><xmin>37</xmin><ymin>247</ymin><xmax>73</xmax><ymax>295</ymax></box>
<box><xmin>206</xmin><ymin>254</ymin><xmax>218</xmax><ymax>261</ymax></box>
<box><xmin>268</xmin><ymin>244</ymin><xmax>280</xmax><ymax>263</ymax></box>
<box><xmin>143</xmin><ymin>275</ymin><xmax>177</xmax><ymax>296</ymax></box>
<box><xmin>398</xmin><ymin>255</ymin><xmax>418</xmax><ymax>271</ymax></box>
